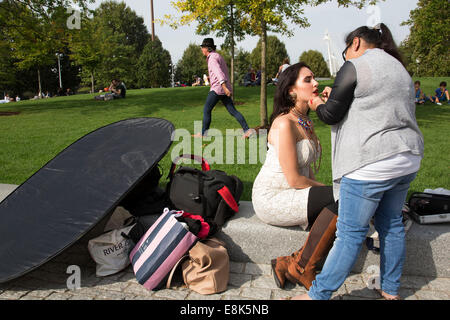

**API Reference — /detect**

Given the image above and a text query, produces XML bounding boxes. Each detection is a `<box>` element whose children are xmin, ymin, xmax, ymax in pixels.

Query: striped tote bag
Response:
<box><xmin>129</xmin><ymin>208</ymin><xmax>198</xmax><ymax>290</ymax></box>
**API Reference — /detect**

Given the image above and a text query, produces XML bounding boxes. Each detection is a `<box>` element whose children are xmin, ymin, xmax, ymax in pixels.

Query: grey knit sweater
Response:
<box><xmin>318</xmin><ymin>48</ymin><xmax>424</xmax><ymax>198</ymax></box>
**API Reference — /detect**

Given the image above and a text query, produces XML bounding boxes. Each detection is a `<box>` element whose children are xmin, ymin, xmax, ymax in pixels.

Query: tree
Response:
<box><xmin>235</xmin><ymin>0</ymin><xmax>381</xmax><ymax>127</ymax></box>
<box><xmin>250</xmin><ymin>36</ymin><xmax>289</xmax><ymax>79</ymax></box>
<box><xmin>93</xmin><ymin>1</ymin><xmax>149</xmax><ymax>55</ymax></box>
<box><xmin>0</xmin><ymin>0</ymin><xmax>93</xmax><ymax>33</ymax></box>
<box><xmin>69</xmin><ymin>15</ymin><xmax>101</xmax><ymax>93</ymax></box>
<box><xmin>0</xmin><ymin>38</ymin><xmax>17</xmax><ymax>93</ymax></box>
<box><xmin>234</xmin><ymin>48</ymin><xmax>252</xmax><ymax>85</ymax></box>
<box><xmin>233</xmin><ymin>0</ymin><xmax>308</xmax><ymax>127</ymax></box>
<box><xmin>400</xmin><ymin>0</ymin><xmax>450</xmax><ymax>76</ymax></box>
<box><xmin>97</xmin><ymin>32</ymin><xmax>135</xmax><ymax>87</ymax></box>
<box><xmin>299</xmin><ymin>50</ymin><xmax>331</xmax><ymax>78</ymax></box>
<box><xmin>176</xmin><ymin>43</ymin><xmax>208</xmax><ymax>85</ymax></box>
<box><xmin>89</xmin><ymin>1</ymin><xmax>150</xmax><ymax>88</ymax></box>
<box><xmin>5</xmin><ymin>4</ymin><xmax>56</xmax><ymax>96</ymax></box>
<box><xmin>0</xmin><ymin>0</ymin><xmax>93</xmax><ymax>95</ymax></box>
<box><xmin>137</xmin><ymin>37</ymin><xmax>172</xmax><ymax>88</ymax></box>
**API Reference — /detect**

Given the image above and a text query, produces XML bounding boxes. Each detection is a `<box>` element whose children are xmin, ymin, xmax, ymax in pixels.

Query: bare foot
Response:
<box><xmin>290</xmin><ymin>293</ymin><xmax>312</xmax><ymax>300</ymax></box>
<box><xmin>191</xmin><ymin>133</ymin><xmax>205</xmax><ymax>138</ymax></box>
<box><xmin>242</xmin><ymin>129</ymin><xmax>256</xmax><ymax>139</ymax></box>
<box><xmin>280</xmin><ymin>293</ymin><xmax>312</xmax><ymax>300</ymax></box>
<box><xmin>376</xmin><ymin>289</ymin><xmax>401</xmax><ymax>300</ymax></box>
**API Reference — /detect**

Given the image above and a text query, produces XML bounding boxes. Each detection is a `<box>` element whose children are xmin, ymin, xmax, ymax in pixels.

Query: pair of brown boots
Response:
<box><xmin>271</xmin><ymin>207</ymin><xmax>337</xmax><ymax>290</ymax></box>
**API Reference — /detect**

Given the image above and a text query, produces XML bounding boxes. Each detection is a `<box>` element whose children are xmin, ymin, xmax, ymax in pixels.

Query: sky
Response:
<box><xmin>90</xmin><ymin>0</ymin><xmax>418</xmax><ymax>69</ymax></box>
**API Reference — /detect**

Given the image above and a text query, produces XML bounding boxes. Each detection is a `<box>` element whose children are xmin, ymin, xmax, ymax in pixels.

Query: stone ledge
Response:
<box><xmin>217</xmin><ymin>201</ymin><xmax>450</xmax><ymax>278</ymax></box>
<box><xmin>1</xmin><ymin>184</ymin><xmax>449</xmax><ymax>278</ymax></box>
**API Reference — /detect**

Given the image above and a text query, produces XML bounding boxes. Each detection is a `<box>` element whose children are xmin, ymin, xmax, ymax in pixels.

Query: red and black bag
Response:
<box><xmin>166</xmin><ymin>155</ymin><xmax>243</xmax><ymax>235</ymax></box>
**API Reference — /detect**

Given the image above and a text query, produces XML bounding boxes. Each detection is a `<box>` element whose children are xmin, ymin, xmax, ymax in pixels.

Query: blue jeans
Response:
<box><xmin>308</xmin><ymin>172</ymin><xmax>417</xmax><ymax>300</ymax></box>
<box><xmin>202</xmin><ymin>91</ymin><xmax>249</xmax><ymax>136</ymax></box>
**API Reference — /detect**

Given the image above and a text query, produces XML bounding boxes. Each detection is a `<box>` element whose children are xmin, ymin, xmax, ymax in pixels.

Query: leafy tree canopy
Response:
<box><xmin>137</xmin><ymin>37</ymin><xmax>172</xmax><ymax>88</ymax></box>
<box><xmin>250</xmin><ymin>35</ymin><xmax>289</xmax><ymax>78</ymax></box>
<box><xmin>176</xmin><ymin>43</ymin><xmax>208</xmax><ymax>85</ymax></box>
<box><xmin>299</xmin><ymin>50</ymin><xmax>331</xmax><ymax>78</ymax></box>
<box><xmin>400</xmin><ymin>0</ymin><xmax>450</xmax><ymax>76</ymax></box>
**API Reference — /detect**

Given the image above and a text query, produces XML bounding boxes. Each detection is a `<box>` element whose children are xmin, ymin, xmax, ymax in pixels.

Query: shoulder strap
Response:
<box><xmin>168</xmin><ymin>154</ymin><xmax>211</xmax><ymax>180</ymax></box>
<box><xmin>217</xmin><ymin>186</ymin><xmax>239</xmax><ymax>212</ymax></box>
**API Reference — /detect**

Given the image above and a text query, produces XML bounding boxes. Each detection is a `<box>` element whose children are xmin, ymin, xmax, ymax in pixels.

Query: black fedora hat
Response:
<box><xmin>200</xmin><ymin>38</ymin><xmax>216</xmax><ymax>50</ymax></box>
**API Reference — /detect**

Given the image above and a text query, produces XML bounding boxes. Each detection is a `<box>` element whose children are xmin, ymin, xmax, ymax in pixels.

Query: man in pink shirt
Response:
<box><xmin>193</xmin><ymin>38</ymin><xmax>253</xmax><ymax>138</ymax></box>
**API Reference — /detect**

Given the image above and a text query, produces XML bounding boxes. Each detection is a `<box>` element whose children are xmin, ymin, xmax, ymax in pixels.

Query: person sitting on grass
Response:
<box><xmin>431</xmin><ymin>81</ymin><xmax>449</xmax><ymax>105</ymax></box>
<box><xmin>272</xmin><ymin>58</ymin><xmax>291</xmax><ymax>85</ymax></box>
<box><xmin>255</xmin><ymin>69</ymin><xmax>261</xmax><ymax>86</ymax></box>
<box><xmin>1</xmin><ymin>94</ymin><xmax>12</xmax><ymax>103</ymax></box>
<box><xmin>414</xmin><ymin>81</ymin><xmax>432</xmax><ymax>104</ymax></box>
<box><xmin>110</xmin><ymin>79</ymin><xmax>126</xmax><ymax>99</ymax></box>
<box><xmin>2</xmin><ymin>93</ymin><xmax>11</xmax><ymax>103</ymax></box>
<box><xmin>243</xmin><ymin>69</ymin><xmax>256</xmax><ymax>87</ymax></box>
<box><xmin>96</xmin><ymin>79</ymin><xmax>126</xmax><ymax>101</ymax></box>
<box><xmin>192</xmin><ymin>76</ymin><xmax>202</xmax><ymax>87</ymax></box>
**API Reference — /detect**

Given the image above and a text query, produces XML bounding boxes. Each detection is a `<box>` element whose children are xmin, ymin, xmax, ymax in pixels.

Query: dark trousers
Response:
<box><xmin>202</xmin><ymin>91</ymin><xmax>250</xmax><ymax>135</ymax></box>
<box><xmin>307</xmin><ymin>186</ymin><xmax>338</xmax><ymax>229</ymax></box>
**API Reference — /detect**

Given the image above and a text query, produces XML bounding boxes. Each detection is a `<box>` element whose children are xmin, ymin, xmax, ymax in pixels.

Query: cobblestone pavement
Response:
<box><xmin>0</xmin><ymin>242</ymin><xmax>449</xmax><ymax>301</ymax></box>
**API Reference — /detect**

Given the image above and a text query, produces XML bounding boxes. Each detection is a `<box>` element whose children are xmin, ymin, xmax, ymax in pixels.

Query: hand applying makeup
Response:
<box><xmin>308</xmin><ymin>86</ymin><xmax>332</xmax><ymax>111</ymax></box>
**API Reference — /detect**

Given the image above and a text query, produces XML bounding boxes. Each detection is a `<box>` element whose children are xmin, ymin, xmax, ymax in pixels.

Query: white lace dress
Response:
<box><xmin>252</xmin><ymin>140</ymin><xmax>319</xmax><ymax>230</ymax></box>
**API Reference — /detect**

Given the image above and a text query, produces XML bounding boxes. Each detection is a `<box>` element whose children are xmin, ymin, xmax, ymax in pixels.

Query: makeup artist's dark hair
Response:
<box><xmin>345</xmin><ymin>23</ymin><xmax>404</xmax><ymax>66</ymax></box>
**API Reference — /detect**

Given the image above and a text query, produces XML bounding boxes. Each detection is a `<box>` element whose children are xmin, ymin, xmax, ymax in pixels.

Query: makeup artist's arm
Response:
<box><xmin>309</xmin><ymin>61</ymin><xmax>357</xmax><ymax>125</ymax></box>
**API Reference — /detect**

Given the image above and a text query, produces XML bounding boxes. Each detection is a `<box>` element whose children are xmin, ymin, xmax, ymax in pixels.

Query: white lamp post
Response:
<box><xmin>56</xmin><ymin>53</ymin><xmax>63</xmax><ymax>89</ymax></box>
<box><xmin>170</xmin><ymin>63</ymin><xmax>175</xmax><ymax>88</ymax></box>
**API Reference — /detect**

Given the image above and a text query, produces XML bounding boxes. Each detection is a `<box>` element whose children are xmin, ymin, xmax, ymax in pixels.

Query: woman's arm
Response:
<box><xmin>310</xmin><ymin>61</ymin><xmax>357</xmax><ymax>125</ymax></box>
<box><xmin>276</xmin><ymin>119</ymin><xmax>325</xmax><ymax>189</ymax></box>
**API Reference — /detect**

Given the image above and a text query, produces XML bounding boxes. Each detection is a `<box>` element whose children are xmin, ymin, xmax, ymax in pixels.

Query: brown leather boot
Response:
<box><xmin>286</xmin><ymin>207</ymin><xmax>337</xmax><ymax>289</ymax></box>
<box><xmin>271</xmin><ymin>247</ymin><xmax>305</xmax><ymax>288</ymax></box>
<box><xmin>271</xmin><ymin>256</ymin><xmax>290</xmax><ymax>288</ymax></box>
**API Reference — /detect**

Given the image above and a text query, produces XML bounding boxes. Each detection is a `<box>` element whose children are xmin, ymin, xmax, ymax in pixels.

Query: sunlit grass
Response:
<box><xmin>1</xmin><ymin>77</ymin><xmax>449</xmax><ymax>201</ymax></box>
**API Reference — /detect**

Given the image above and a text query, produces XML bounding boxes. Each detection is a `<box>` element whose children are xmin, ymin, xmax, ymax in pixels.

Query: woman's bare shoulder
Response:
<box><xmin>269</xmin><ymin>114</ymin><xmax>297</xmax><ymax>145</ymax></box>
<box><xmin>271</xmin><ymin>114</ymin><xmax>294</xmax><ymax>130</ymax></box>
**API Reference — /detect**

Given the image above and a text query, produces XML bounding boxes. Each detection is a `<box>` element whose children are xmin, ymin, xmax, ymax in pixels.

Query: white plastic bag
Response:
<box><xmin>88</xmin><ymin>224</ymin><xmax>135</xmax><ymax>277</ymax></box>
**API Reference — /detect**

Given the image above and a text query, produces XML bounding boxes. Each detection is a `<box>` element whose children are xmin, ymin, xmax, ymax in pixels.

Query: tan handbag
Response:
<box><xmin>166</xmin><ymin>237</ymin><xmax>229</xmax><ymax>295</ymax></box>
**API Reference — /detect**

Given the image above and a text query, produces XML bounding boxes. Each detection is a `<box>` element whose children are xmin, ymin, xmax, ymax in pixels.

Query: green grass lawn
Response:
<box><xmin>1</xmin><ymin>77</ymin><xmax>449</xmax><ymax>201</ymax></box>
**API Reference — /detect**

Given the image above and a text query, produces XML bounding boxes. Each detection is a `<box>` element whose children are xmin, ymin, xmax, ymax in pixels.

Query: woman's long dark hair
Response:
<box><xmin>270</xmin><ymin>62</ymin><xmax>311</xmax><ymax>127</ymax></box>
<box><xmin>345</xmin><ymin>23</ymin><xmax>404</xmax><ymax>66</ymax></box>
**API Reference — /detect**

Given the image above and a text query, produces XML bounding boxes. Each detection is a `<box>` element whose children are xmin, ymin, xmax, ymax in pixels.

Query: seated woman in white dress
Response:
<box><xmin>252</xmin><ymin>62</ymin><xmax>338</xmax><ymax>290</ymax></box>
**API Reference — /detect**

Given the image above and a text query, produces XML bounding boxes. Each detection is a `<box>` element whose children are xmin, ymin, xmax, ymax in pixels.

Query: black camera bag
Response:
<box><xmin>166</xmin><ymin>154</ymin><xmax>243</xmax><ymax>233</ymax></box>
<box><xmin>408</xmin><ymin>192</ymin><xmax>450</xmax><ymax>216</ymax></box>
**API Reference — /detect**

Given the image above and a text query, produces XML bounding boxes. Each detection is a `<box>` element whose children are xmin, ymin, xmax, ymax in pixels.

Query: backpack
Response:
<box><xmin>119</xmin><ymin>165</ymin><xmax>169</xmax><ymax>217</ymax></box>
<box><xmin>166</xmin><ymin>154</ymin><xmax>243</xmax><ymax>234</ymax></box>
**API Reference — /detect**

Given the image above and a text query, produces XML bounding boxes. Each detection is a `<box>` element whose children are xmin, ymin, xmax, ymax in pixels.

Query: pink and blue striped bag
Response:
<box><xmin>129</xmin><ymin>208</ymin><xmax>198</xmax><ymax>290</ymax></box>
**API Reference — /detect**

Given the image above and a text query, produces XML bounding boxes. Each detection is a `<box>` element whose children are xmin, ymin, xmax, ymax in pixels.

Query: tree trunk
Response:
<box><xmin>230</xmin><ymin>3</ymin><xmax>235</xmax><ymax>100</ymax></box>
<box><xmin>150</xmin><ymin>0</ymin><xmax>155</xmax><ymax>41</ymax></box>
<box><xmin>259</xmin><ymin>20</ymin><xmax>268</xmax><ymax>127</ymax></box>
<box><xmin>91</xmin><ymin>72</ymin><xmax>95</xmax><ymax>93</ymax></box>
<box><xmin>37</xmin><ymin>68</ymin><xmax>42</xmax><ymax>98</ymax></box>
